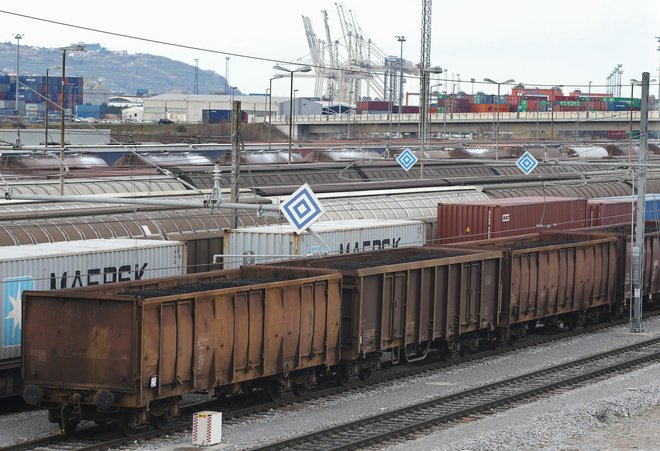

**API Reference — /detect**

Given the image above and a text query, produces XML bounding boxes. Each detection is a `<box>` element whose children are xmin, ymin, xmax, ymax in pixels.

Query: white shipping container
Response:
<box><xmin>223</xmin><ymin>219</ymin><xmax>425</xmax><ymax>269</ymax></box>
<box><xmin>1</xmin><ymin>239</ymin><xmax>185</xmax><ymax>361</ymax></box>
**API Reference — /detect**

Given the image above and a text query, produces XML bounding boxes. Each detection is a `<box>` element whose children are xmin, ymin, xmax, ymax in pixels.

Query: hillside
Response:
<box><xmin>0</xmin><ymin>42</ymin><xmax>230</xmax><ymax>97</ymax></box>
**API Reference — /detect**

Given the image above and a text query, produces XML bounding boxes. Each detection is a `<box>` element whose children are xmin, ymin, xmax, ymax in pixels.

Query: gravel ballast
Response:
<box><xmin>2</xmin><ymin>317</ymin><xmax>660</xmax><ymax>450</ymax></box>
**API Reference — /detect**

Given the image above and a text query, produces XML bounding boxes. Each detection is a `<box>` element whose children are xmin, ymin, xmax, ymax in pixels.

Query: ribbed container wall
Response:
<box><xmin>1</xmin><ymin>239</ymin><xmax>185</xmax><ymax>361</ymax></box>
<box><xmin>587</xmin><ymin>199</ymin><xmax>635</xmax><ymax>227</ymax></box>
<box><xmin>223</xmin><ymin>219</ymin><xmax>425</xmax><ymax>269</ymax></box>
<box><xmin>596</xmin><ymin>194</ymin><xmax>660</xmax><ymax>221</ymax></box>
<box><xmin>436</xmin><ymin>197</ymin><xmax>588</xmax><ymax>244</ymax></box>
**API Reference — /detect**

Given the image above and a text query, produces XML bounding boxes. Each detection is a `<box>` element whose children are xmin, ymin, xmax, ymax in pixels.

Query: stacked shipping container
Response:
<box><xmin>436</xmin><ymin>197</ymin><xmax>589</xmax><ymax>244</ymax></box>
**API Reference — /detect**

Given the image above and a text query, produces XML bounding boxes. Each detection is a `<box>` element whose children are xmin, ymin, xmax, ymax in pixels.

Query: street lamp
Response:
<box><xmin>586</xmin><ymin>81</ymin><xmax>592</xmax><ymax>118</ymax></box>
<box><xmin>396</xmin><ymin>35</ymin><xmax>406</xmax><ymax>136</ymax></box>
<box><xmin>60</xmin><ymin>44</ymin><xmax>85</xmax><ymax>195</ymax></box>
<box><xmin>419</xmin><ymin>66</ymin><xmax>443</xmax><ymax>178</ymax></box>
<box><xmin>442</xmin><ymin>90</ymin><xmax>447</xmax><ymax>138</ymax></box>
<box><xmin>656</xmin><ymin>36</ymin><xmax>660</xmax><ymax>110</ymax></box>
<box><xmin>268</xmin><ymin>74</ymin><xmax>284</xmax><ymax>151</ymax></box>
<box><xmin>616</xmin><ymin>64</ymin><xmax>623</xmax><ymax>97</ymax></box>
<box><xmin>548</xmin><ymin>85</ymin><xmax>564</xmax><ymax>142</ymax></box>
<box><xmin>630</xmin><ymin>78</ymin><xmax>657</xmax><ymax>160</ymax></box>
<box><xmin>273</xmin><ymin>64</ymin><xmax>312</xmax><ymax>163</ymax></box>
<box><xmin>14</xmin><ymin>34</ymin><xmax>23</xmax><ymax>119</ymax></box>
<box><xmin>225</xmin><ymin>56</ymin><xmax>230</xmax><ymax>94</ymax></box>
<box><xmin>387</xmin><ymin>88</ymin><xmax>394</xmax><ymax>154</ymax></box>
<box><xmin>483</xmin><ymin>77</ymin><xmax>515</xmax><ymax>160</ymax></box>
<box><xmin>346</xmin><ymin>90</ymin><xmax>353</xmax><ymax>139</ymax></box>
<box><xmin>45</xmin><ymin>65</ymin><xmax>60</xmax><ymax>146</ymax></box>
<box><xmin>229</xmin><ymin>86</ymin><xmax>237</xmax><ymax>122</ymax></box>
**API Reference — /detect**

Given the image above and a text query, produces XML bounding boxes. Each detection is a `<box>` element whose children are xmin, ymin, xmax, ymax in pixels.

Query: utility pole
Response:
<box><xmin>225</xmin><ymin>56</ymin><xmax>230</xmax><ymax>94</ymax></box>
<box><xmin>14</xmin><ymin>33</ymin><xmax>23</xmax><ymax>148</ymax></box>
<box><xmin>194</xmin><ymin>58</ymin><xmax>199</xmax><ymax>94</ymax></box>
<box><xmin>230</xmin><ymin>100</ymin><xmax>241</xmax><ymax>229</ymax></box>
<box><xmin>631</xmin><ymin>72</ymin><xmax>650</xmax><ymax>332</ymax></box>
<box><xmin>418</xmin><ymin>0</ymin><xmax>432</xmax><ymax>179</ymax></box>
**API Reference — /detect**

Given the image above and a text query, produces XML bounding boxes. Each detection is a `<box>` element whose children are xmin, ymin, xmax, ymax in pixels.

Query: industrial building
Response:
<box><xmin>140</xmin><ymin>93</ymin><xmax>319</xmax><ymax>123</ymax></box>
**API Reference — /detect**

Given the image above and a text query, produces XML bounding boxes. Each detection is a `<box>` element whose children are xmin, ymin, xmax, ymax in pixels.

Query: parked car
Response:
<box><xmin>158</xmin><ymin>118</ymin><xmax>174</xmax><ymax>124</ymax></box>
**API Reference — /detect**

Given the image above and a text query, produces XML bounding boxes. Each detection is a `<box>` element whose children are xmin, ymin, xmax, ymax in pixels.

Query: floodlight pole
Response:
<box><xmin>631</xmin><ymin>72</ymin><xmax>650</xmax><ymax>332</ymax></box>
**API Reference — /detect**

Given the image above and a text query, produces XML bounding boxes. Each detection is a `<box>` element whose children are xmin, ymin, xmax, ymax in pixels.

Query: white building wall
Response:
<box><xmin>142</xmin><ymin>94</ymin><xmax>289</xmax><ymax>123</ymax></box>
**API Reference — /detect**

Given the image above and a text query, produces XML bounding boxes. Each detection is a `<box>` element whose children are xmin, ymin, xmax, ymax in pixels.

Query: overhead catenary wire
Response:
<box><xmin>3</xmin><ymin>8</ymin><xmax>657</xmax><ymax>91</ymax></box>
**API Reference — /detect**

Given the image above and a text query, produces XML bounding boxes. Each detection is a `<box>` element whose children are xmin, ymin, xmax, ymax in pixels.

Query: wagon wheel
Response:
<box><xmin>358</xmin><ymin>366</ymin><xmax>372</xmax><ymax>381</ymax></box>
<box><xmin>292</xmin><ymin>381</ymin><xmax>307</xmax><ymax>396</ymax></box>
<box><xmin>566</xmin><ymin>313</ymin><xmax>578</xmax><ymax>331</ymax></box>
<box><xmin>117</xmin><ymin>413</ymin><xmax>138</xmax><ymax>437</ymax></box>
<box><xmin>292</xmin><ymin>371</ymin><xmax>311</xmax><ymax>396</ymax></box>
<box><xmin>149</xmin><ymin>413</ymin><xmax>168</xmax><ymax>430</ymax></box>
<box><xmin>62</xmin><ymin>419</ymin><xmax>79</xmax><ymax>436</ymax></box>
<box><xmin>266</xmin><ymin>380</ymin><xmax>284</xmax><ymax>402</ymax></box>
<box><xmin>335</xmin><ymin>364</ymin><xmax>351</xmax><ymax>386</ymax></box>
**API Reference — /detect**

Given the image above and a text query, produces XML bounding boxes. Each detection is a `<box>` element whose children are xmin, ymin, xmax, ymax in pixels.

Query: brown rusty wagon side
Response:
<box><xmin>21</xmin><ymin>266</ymin><xmax>341</xmax><ymax>433</ymax></box>
<box><xmin>445</xmin><ymin>231</ymin><xmax>618</xmax><ymax>340</ymax></box>
<box><xmin>268</xmin><ymin>246</ymin><xmax>503</xmax><ymax>377</ymax></box>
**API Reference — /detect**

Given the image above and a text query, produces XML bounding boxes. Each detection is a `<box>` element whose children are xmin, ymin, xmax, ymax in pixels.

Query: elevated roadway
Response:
<box><xmin>271</xmin><ymin>110</ymin><xmax>660</xmax><ymax>140</ymax></box>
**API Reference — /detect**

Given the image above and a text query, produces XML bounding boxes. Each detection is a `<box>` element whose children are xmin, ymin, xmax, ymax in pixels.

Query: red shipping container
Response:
<box><xmin>527</xmin><ymin>99</ymin><xmax>540</xmax><ymax>111</ymax></box>
<box><xmin>607</xmin><ymin>130</ymin><xmax>626</xmax><ymax>139</ymax></box>
<box><xmin>400</xmin><ymin>105</ymin><xmax>419</xmax><ymax>114</ymax></box>
<box><xmin>470</xmin><ymin>104</ymin><xmax>509</xmax><ymax>113</ymax></box>
<box><xmin>356</xmin><ymin>101</ymin><xmax>392</xmax><ymax>114</ymax></box>
<box><xmin>587</xmin><ymin>199</ymin><xmax>634</xmax><ymax>227</ymax></box>
<box><xmin>436</xmin><ymin>197</ymin><xmax>588</xmax><ymax>244</ymax></box>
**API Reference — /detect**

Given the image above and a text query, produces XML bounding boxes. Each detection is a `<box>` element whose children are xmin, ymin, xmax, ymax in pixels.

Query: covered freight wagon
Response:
<box><xmin>21</xmin><ymin>266</ymin><xmax>341</xmax><ymax>434</ymax></box>
<box><xmin>222</xmin><ymin>219</ymin><xmax>425</xmax><ymax>269</ymax></box>
<box><xmin>436</xmin><ymin>196</ymin><xmax>588</xmax><ymax>244</ymax></box>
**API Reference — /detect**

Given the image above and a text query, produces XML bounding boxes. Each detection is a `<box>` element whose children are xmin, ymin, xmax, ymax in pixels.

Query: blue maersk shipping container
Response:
<box><xmin>76</xmin><ymin>104</ymin><xmax>101</xmax><ymax>119</ymax></box>
<box><xmin>596</xmin><ymin>194</ymin><xmax>660</xmax><ymax>221</ymax></box>
<box><xmin>607</xmin><ymin>101</ymin><xmax>628</xmax><ymax>111</ymax></box>
<box><xmin>202</xmin><ymin>109</ymin><xmax>248</xmax><ymax>124</ymax></box>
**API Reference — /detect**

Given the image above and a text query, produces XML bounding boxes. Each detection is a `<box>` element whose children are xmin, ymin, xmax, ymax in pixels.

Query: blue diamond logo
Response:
<box><xmin>396</xmin><ymin>148</ymin><xmax>418</xmax><ymax>172</ymax></box>
<box><xmin>516</xmin><ymin>151</ymin><xmax>538</xmax><ymax>175</ymax></box>
<box><xmin>280</xmin><ymin>184</ymin><xmax>325</xmax><ymax>234</ymax></box>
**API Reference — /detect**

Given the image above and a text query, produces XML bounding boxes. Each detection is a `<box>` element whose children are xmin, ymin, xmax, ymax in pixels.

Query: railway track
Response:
<box><xmin>1</xmin><ymin>315</ymin><xmax>655</xmax><ymax>451</ymax></box>
<box><xmin>254</xmin><ymin>336</ymin><xmax>660</xmax><ymax>451</ymax></box>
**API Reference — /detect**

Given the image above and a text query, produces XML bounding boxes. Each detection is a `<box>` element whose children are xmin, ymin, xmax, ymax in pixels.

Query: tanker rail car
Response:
<box><xmin>21</xmin><ymin>231</ymin><xmax>625</xmax><ymax>434</ymax></box>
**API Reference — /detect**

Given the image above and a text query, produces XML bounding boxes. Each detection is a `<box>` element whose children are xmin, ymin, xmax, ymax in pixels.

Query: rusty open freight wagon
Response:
<box><xmin>268</xmin><ymin>246</ymin><xmax>503</xmax><ymax>374</ymax></box>
<box><xmin>21</xmin><ymin>266</ymin><xmax>341</xmax><ymax>433</ymax></box>
<box><xmin>445</xmin><ymin>231</ymin><xmax>619</xmax><ymax>339</ymax></box>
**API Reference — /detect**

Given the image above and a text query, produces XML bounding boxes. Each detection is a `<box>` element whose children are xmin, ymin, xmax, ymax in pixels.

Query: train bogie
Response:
<box><xmin>21</xmin><ymin>266</ymin><xmax>342</xmax><ymax>431</ymax></box>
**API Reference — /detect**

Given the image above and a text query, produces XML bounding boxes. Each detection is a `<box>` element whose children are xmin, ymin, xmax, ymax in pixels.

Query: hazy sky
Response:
<box><xmin>2</xmin><ymin>1</ymin><xmax>659</xmax><ymax>97</ymax></box>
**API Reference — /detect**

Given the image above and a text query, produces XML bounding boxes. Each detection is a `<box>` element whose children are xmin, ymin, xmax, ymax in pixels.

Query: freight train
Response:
<box><xmin>18</xmin><ymin>224</ymin><xmax>659</xmax><ymax>435</ymax></box>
